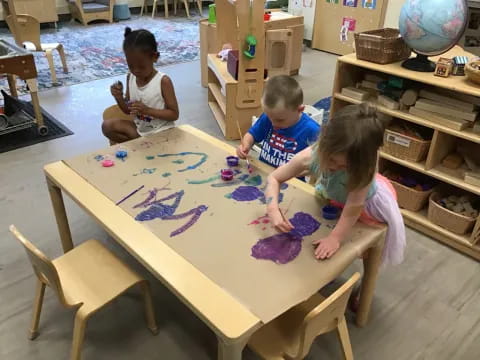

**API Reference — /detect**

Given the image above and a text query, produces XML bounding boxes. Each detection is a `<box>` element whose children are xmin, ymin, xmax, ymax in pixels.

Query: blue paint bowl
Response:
<box><xmin>226</xmin><ymin>156</ymin><xmax>239</xmax><ymax>167</ymax></box>
<box><xmin>322</xmin><ymin>205</ymin><xmax>339</xmax><ymax>220</ymax></box>
<box><xmin>116</xmin><ymin>150</ymin><xmax>128</xmax><ymax>159</ymax></box>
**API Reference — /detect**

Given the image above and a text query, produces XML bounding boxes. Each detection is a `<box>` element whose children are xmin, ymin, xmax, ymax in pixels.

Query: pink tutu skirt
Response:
<box><xmin>330</xmin><ymin>174</ymin><xmax>406</xmax><ymax>266</ymax></box>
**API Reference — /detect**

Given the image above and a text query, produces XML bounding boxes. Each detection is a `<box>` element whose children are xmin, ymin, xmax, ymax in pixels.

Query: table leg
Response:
<box><xmin>25</xmin><ymin>79</ymin><xmax>44</xmax><ymax>128</ymax></box>
<box><xmin>47</xmin><ymin>177</ymin><xmax>74</xmax><ymax>253</ymax></box>
<box><xmin>6</xmin><ymin>74</ymin><xmax>18</xmax><ymax>97</ymax></box>
<box><xmin>356</xmin><ymin>233</ymin><xmax>385</xmax><ymax>327</ymax></box>
<box><xmin>217</xmin><ymin>335</ymin><xmax>249</xmax><ymax>360</ymax></box>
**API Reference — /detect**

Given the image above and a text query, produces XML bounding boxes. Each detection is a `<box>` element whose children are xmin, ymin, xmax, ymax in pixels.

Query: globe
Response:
<box><xmin>399</xmin><ymin>0</ymin><xmax>468</xmax><ymax>72</ymax></box>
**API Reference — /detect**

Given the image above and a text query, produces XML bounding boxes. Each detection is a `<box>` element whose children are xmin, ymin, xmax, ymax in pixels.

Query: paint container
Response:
<box><xmin>226</xmin><ymin>156</ymin><xmax>239</xmax><ymax>167</ymax></box>
<box><xmin>116</xmin><ymin>149</ymin><xmax>128</xmax><ymax>159</ymax></box>
<box><xmin>322</xmin><ymin>205</ymin><xmax>339</xmax><ymax>220</ymax></box>
<box><xmin>102</xmin><ymin>159</ymin><xmax>115</xmax><ymax>167</ymax></box>
<box><xmin>221</xmin><ymin>169</ymin><xmax>234</xmax><ymax>181</ymax></box>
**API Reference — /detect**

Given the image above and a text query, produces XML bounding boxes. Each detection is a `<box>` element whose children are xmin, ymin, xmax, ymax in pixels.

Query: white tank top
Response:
<box><xmin>128</xmin><ymin>71</ymin><xmax>175</xmax><ymax>136</ymax></box>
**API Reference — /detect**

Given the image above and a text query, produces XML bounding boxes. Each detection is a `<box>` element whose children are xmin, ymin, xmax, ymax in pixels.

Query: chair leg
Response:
<box><xmin>196</xmin><ymin>0</ymin><xmax>202</xmax><ymax>15</ymax></box>
<box><xmin>164</xmin><ymin>0</ymin><xmax>169</xmax><ymax>18</ymax></box>
<box><xmin>71</xmin><ymin>309</ymin><xmax>88</xmax><ymax>360</ymax></box>
<box><xmin>337</xmin><ymin>317</ymin><xmax>354</xmax><ymax>360</ymax></box>
<box><xmin>174</xmin><ymin>0</ymin><xmax>177</xmax><ymax>15</ymax></box>
<box><xmin>6</xmin><ymin>74</ymin><xmax>18</xmax><ymax>98</ymax></box>
<box><xmin>139</xmin><ymin>281</ymin><xmax>158</xmax><ymax>335</ymax></box>
<box><xmin>152</xmin><ymin>0</ymin><xmax>157</xmax><ymax>18</ymax></box>
<box><xmin>140</xmin><ymin>1</ymin><xmax>144</xmax><ymax>16</ymax></box>
<box><xmin>29</xmin><ymin>280</ymin><xmax>46</xmax><ymax>340</ymax></box>
<box><xmin>57</xmin><ymin>45</ymin><xmax>68</xmax><ymax>74</ymax></box>
<box><xmin>183</xmin><ymin>0</ymin><xmax>190</xmax><ymax>18</ymax></box>
<box><xmin>45</xmin><ymin>49</ymin><xmax>58</xmax><ymax>84</ymax></box>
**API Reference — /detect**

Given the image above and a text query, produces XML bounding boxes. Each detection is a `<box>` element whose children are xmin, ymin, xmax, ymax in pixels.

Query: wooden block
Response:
<box><xmin>361</xmin><ymin>80</ymin><xmax>379</xmax><ymax>90</ymax></box>
<box><xmin>377</xmin><ymin>95</ymin><xmax>400</xmax><ymax>110</ymax></box>
<box><xmin>419</xmin><ymin>89</ymin><xmax>475</xmax><ymax>112</ymax></box>
<box><xmin>400</xmin><ymin>89</ymin><xmax>419</xmax><ymax>107</ymax></box>
<box><xmin>436</xmin><ymin>88</ymin><xmax>480</xmax><ymax>106</ymax></box>
<box><xmin>442</xmin><ymin>153</ymin><xmax>464</xmax><ymax>169</ymax></box>
<box><xmin>415</xmin><ymin>98</ymin><xmax>478</xmax><ymax>122</ymax></box>
<box><xmin>409</xmin><ymin>107</ymin><xmax>469</xmax><ymax>130</ymax></box>
<box><xmin>473</xmin><ymin>121</ymin><xmax>480</xmax><ymax>134</ymax></box>
<box><xmin>465</xmin><ymin>171</ymin><xmax>480</xmax><ymax>187</ymax></box>
<box><xmin>364</xmin><ymin>73</ymin><xmax>386</xmax><ymax>83</ymax></box>
<box><xmin>341</xmin><ymin>86</ymin><xmax>369</xmax><ymax>101</ymax></box>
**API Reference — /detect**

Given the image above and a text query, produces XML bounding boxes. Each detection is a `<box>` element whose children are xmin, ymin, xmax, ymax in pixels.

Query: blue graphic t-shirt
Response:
<box><xmin>249</xmin><ymin>113</ymin><xmax>321</xmax><ymax>168</ymax></box>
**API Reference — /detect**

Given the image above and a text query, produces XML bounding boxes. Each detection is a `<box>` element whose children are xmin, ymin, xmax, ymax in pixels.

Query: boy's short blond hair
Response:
<box><xmin>262</xmin><ymin>75</ymin><xmax>303</xmax><ymax>111</ymax></box>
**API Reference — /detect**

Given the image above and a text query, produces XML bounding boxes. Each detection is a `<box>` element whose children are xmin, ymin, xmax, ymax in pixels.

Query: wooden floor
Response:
<box><xmin>0</xmin><ymin>49</ymin><xmax>479</xmax><ymax>360</ymax></box>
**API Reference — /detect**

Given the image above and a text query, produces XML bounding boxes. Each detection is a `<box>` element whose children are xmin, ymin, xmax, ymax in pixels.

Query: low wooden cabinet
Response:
<box><xmin>330</xmin><ymin>47</ymin><xmax>480</xmax><ymax>261</ymax></box>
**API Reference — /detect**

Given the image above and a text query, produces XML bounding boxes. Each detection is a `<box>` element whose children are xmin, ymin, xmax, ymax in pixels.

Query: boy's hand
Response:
<box><xmin>312</xmin><ymin>234</ymin><xmax>341</xmax><ymax>260</ymax></box>
<box><xmin>129</xmin><ymin>101</ymin><xmax>149</xmax><ymax>116</ymax></box>
<box><xmin>111</xmin><ymin>81</ymin><xmax>123</xmax><ymax>99</ymax></box>
<box><xmin>236</xmin><ymin>143</ymin><xmax>250</xmax><ymax>159</ymax></box>
<box><xmin>268</xmin><ymin>207</ymin><xmax>294</xmax><ymax>233</ymax></box>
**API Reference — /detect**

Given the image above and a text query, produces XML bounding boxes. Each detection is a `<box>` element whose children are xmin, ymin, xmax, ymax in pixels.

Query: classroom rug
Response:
<box><xmin>0</xmin><ymin>99</ymin><xmax>73</xmax><ymax>153</ymax></box>
<box><xmin>0</xmin><ymin>14</ymin><xmax>201</xmax><ymax>97</ymax></box>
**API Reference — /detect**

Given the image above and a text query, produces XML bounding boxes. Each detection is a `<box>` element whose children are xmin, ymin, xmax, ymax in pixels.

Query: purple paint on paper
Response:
<box><xmin>135</xmin><ymin>191</ymin><xmax>184</xmax><ymax>220</ymax></box>
<box><xmin>157</xmin><ymin>152</ymin><xmax>208</xmax><ymax>172</ymax></box>
<box><xmin>251</xmin><ymin>232</ymin><xmax>303</xmax><ymax>264</ymax></box>
<box><xmin>94</xmin><ymin>155</ymin><xmax>104</xmax><ymax>161</ymax></box>
<box><xmin>290</xmin><ymin>212</ymin><xmax>321</xmax><ymax>237</ymax></box>
<box><xmin>134</xmin><ymin>188</ymin><xmax>207</xmax><ymax>237</ymax></box>
<box><xmin>133</xmin><ymin>184</ymin><xmax>171</xmax><ymax>208</ymax></box>
<box><xmin>230</xmin><ymin>186</ymin><xmax>264</xmax><ymax>201</ymax></box>
<box><xmin>280</xmin><ymin>183</ymin><xmax>289</xmax><ymax>190</ymax></box>
<box><xmin>167</xmin><ymin>205</ymin><xmax>208</xmax><ymax>236</ymax></box>
<box><xmin>251</xmin><ymin>211</ymin><xmax>321</xmax><ymax>264</ymax></box>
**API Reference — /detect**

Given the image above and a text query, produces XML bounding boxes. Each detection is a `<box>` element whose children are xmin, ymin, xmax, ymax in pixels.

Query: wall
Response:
<box><xmin>384</xmin><ymin>0</ymin><xmax>403</xmax><ymax>29</ymax></box>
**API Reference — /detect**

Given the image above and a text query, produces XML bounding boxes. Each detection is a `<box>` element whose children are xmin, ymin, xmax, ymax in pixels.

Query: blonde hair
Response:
<box><xmin>316</xmin><ymin>103</ymin><xmax>388</xmax><ymax>191</ymax></box>
<box><xmin>262</xmin><ymin>75</ymin><xmax>303</xmax><ymax>111</ymax></box>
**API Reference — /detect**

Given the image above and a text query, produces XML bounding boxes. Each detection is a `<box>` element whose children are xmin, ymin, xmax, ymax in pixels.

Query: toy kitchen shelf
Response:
<box><xmin>330</xmin><ymin>46</ymin><xmax>480</xmax><ymax>261</ymax></box>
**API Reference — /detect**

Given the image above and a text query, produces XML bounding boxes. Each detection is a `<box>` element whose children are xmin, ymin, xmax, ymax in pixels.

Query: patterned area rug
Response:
<box><xmin>313</xmin><ymin>96</ymin><xmax>331</xmax><ymax>124</ymax></box>
<box><xmin>0</xmin><ymin>15</ymin><xmax>201</xmax><ymax>96</ymax></box>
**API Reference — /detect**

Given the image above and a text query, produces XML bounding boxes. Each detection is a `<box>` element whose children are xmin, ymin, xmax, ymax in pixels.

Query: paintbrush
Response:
<box><xmin>116</xmin><ymin>185</ymin><xmax>145</xmax><ymax>206</ymax></box>
<box><xmin>235</xmin><ymin>119</ymin><xmax>253</xmax><ymax>174</ymax></box>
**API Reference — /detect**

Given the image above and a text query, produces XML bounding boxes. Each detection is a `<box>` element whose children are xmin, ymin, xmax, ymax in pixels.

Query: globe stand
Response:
<box><xmin>402</xmin><ymin>54</ymin><xmax>436</xmax><ymax>72</ymax></box>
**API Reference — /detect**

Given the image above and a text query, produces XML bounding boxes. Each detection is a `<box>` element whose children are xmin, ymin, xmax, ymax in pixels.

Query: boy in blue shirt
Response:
<box><xmin>237</xmin><ymin>75</ymin><xmax>320</xmax><ymax>170</ymax></box>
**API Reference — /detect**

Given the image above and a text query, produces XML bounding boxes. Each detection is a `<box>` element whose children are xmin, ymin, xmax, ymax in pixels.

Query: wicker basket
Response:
<box><xmin>354</xmin><ymin>28</ymin><xmax>411</xmax><ymax>64</ymax></box>
<box><xmin>428</xmin><ymin>193</ymin><xmax>476</xmax><ymax>235</ymax></box>
<box><xmin>465</xmin><ymin>60</ymin><xmax>480</xmax><ymax>85</ymax></box>
<box><xmin>382</xmin><ymin>128</ymin><xmax>431</xmax><ymax>162</ymax></box>
<box><xmin>391</xmin><ymin>180</ymin><xmax>433</xmax><ymax>212</ymax></box>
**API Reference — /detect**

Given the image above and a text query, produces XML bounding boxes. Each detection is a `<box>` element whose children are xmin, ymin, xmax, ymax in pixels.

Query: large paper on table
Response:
<box><xmin>64</xmin><ymin>127</ymin><xmax>384</xmax><ymax>323</ymax></box>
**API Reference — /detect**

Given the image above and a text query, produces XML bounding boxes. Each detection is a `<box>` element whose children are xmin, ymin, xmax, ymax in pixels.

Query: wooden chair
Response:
<box><xmin>9</xmin><ymin>225</ymin><xmax>158</xmax><ymax>360</ymax></box>
<box><xmin>140</xmin><ymin>0</ymin><xmax>170</xmax><ymax>18</ymax></box>
<box><xmin>173</xmin><ymin>0</ymin><xmax>202</xmax><ymax>18</ymax></box>
<box><xmin>68</xmin><ymin>0</ymin><xmax>114</xmax><ymax>26</ymax></box>
<box><xmin>5</xmin><ymin>14</ymin><xmax>68</xmax><ymax>84</ymax></box>
<box><xmin>248</xmin><ymin>272</ymin><xmax>360</xmax><ymax>360</ymax></box>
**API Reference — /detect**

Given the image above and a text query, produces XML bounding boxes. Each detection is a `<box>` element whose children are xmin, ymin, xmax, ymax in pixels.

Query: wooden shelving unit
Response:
<box><xmin>205</xmin><ymin>0</ymin><xmax>266</xmax><ymax>140</ymax></box>
<box><xmin>331</xmin><ymin>47</ymin><xmax>480</xmax><ymax>261</ymax></box>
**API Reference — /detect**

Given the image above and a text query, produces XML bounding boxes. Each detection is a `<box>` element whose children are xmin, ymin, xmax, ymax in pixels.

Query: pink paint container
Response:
<box><xmin>221</xmin><ymin>168</ymin><xmax>234</xmax><ymax>181</ymax></box>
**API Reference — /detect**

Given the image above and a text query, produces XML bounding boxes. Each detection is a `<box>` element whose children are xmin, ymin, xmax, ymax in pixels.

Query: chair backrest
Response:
<box><xmin>292</xmin><ymin>272</ymin><xmax>361</xmax><ymax>359</ymax></box>
<box><xmin>9</xmin><ymin>225</ymin><xmax>75</xmax><ymax>308</ymax></box>
<box><xmin>5</xmin><ymin>14</ymin><xmax>42</xmax><ymax>51</ymax></box>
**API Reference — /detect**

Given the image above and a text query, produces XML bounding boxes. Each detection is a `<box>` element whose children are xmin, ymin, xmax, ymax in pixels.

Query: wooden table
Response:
<box><xmin>44</xmin><ymin>125</ymin><xmax>386</xmax><ymax>359</ymax></box>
